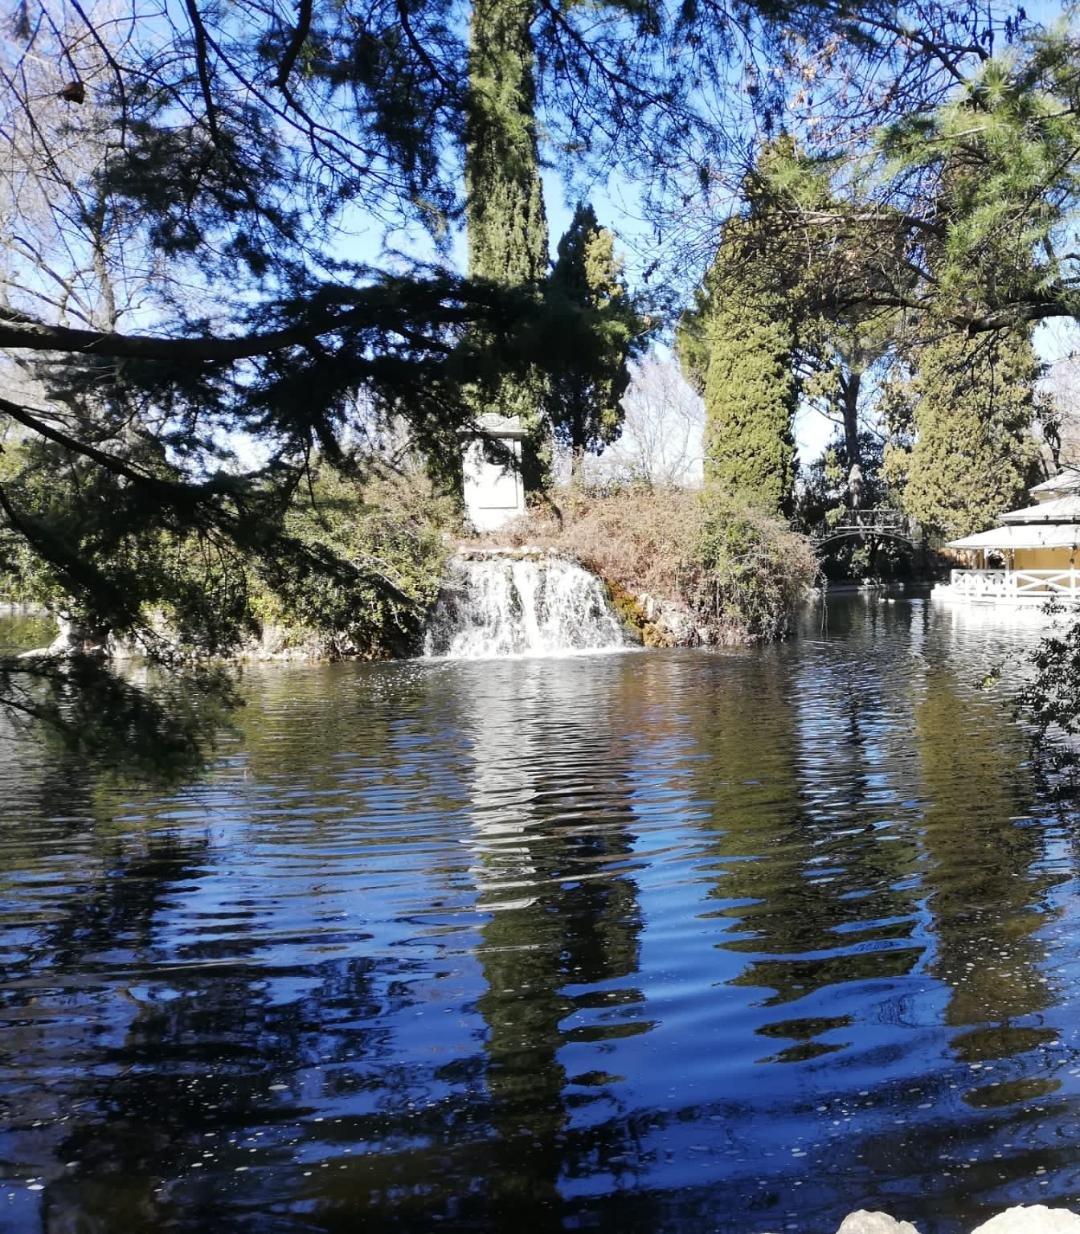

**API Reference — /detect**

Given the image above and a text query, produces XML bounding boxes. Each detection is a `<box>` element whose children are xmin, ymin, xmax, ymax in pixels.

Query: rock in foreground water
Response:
<box><xmin>971</xmin><ymin>1208</ymin><xmax>1080</xmax><ymax>1234</ymax></box>
<box><xmin>836</xmin><ymin>1211</ymin><xmax>921</xmax><ymax>1234</ymax></box>
<box><xmin>758</xmin><ymin>1207</ymin><xmax>1080</xmax><ymax>1234</ymax></box>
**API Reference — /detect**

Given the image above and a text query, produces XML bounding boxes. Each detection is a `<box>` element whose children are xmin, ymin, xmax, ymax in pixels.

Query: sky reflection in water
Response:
<box><xmin>2</xmin><ymin>597</ymin><xmax>1080</xmax><ymax>1233</ymax></box>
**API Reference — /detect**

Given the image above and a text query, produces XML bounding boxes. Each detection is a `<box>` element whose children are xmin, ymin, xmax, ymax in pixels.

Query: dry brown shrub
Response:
<box><xmin>488</xmin><ymin>484</ymin><xmax>818</xmax><ymax>642</ymax></box>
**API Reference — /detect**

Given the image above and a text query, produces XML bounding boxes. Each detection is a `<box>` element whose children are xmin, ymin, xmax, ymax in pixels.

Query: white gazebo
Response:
<box><xmin>460</xmin><ymin>414</ymin><xmax>528</xmax><ymax>532</ymax></box>
<box><xmin>934</xmin><ymin>470</ymin><xmax>1080</xmax><ymax>604</ymax></box>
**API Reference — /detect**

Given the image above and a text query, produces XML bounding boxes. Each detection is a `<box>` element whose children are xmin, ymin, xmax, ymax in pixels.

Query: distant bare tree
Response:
<box><xmin>0</xmin><ymin>2</ymin><xmax>151</xmax><ymax>329</ymax></box>
<box><xmin>1044</xmin><ymin>342</ymin><xmax>1080</xmax><ymax>471</ymax></box>
<box><xmin>586</xmin><ymin>351</ymin><xmax>704</xmax><ymax>488</ymax></box>
<box><xmin>0</xmin><ymin>0</ymin><xmax>162</xmax><ymax>447</ymax></box>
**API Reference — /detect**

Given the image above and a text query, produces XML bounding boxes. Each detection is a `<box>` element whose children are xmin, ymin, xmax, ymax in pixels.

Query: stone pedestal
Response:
<box><xmin>461</xmin><ymin>414</ymin><xmax>527</xmax><ymax>532</ymax></box>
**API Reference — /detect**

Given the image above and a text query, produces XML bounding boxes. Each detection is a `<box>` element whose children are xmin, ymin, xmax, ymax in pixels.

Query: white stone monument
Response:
<box><xmin>461</xmin><ymin>414</ymin><xmax>527</xmax><ymax>532</ymax></box>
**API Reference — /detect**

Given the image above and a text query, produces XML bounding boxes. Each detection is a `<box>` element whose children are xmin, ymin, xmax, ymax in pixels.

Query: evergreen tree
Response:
<box><xmin>702</xmin><ymin>287</ymin><xmax>797</xmax><ymax>517</ymax></box>
<box><xmin>888</xmin><ymin>330</ymin><xmax>1044</xmax><ymax>539</ymax></box>
<box><xmin>679</xmin><ymin>220</ymin><xmax>798</xmax><ymax>516</ymax></box>
<box><xmin>465</xmin><ymin>0</ymin><xmax>550</xmax><ymax>489</ymax></box>
<box><xmin>686</xmin><ymin>137</ymin><xmax>908</xmax><ymax>490</ymax></box>
<box><xmin>875</xmin><ymin>48</ymin><xmax>1080</xmax><ymax>335</ymax></box>
<box><xmin>546</xmin><ymin>204</ymin><xmax>643</xmax><ymax>483</ymax></box>
<box><xmin>878</xmin><ymin>81</ymin><xmax>1054</xmax><ymax>541</ymax></box>
<box><xmin>465</xmin><ymin>0</ymin><xmax>547</xmax><ymax>287</ymax></box>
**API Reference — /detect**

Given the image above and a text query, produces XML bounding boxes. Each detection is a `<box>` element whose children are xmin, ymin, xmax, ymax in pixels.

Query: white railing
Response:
<box><xmin>948</xmin><ymin>568</ymin><xmax>1080</xmax><ymax>600</ymax></box>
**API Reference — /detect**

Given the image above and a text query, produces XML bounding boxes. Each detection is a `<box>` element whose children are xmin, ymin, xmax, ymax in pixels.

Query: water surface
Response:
<box><xmin>2</xmin><ymin>597</ymin><xmax>1080</xmax><ymax>1233</ymax></box>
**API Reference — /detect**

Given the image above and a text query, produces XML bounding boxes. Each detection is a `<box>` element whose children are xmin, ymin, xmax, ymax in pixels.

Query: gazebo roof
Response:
<box><xmin>1030</xmin><ymin>470</ymin><xmax>1080</xmax><ymax>498</ymax></box>
<box><xmin>948</xmin><ymin>523</ymin><xmax>1080</xmax><ymax>551</ymax></box>
<box><xmin>1001</xmin><ymin>495</ymin><xmax>1080</xmax><ymax>523</ymax></box>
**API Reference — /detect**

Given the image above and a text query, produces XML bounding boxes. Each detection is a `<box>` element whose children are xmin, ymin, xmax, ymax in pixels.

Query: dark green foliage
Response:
<box><xmin>673</xmin><ymin>295</ymin><xmax>711</xmax><ymax>400</ymax></box>
<box><xmin>869</xmin><ymin>49</ymin><xmax>1064</xmax><ymax>541</ymax></box>
<box><xmin>681</xmin><ymin>220</ymin><xmax>797</xmax><ymax>516</ymax></box>
<box><xmin>687</xmin><ymin>488</ymin><xmax>818</xmax><ymax>641</ymax></box>
<box><xmin>877</xmin><ymin>46</ymin><xmax>1080</xmax><ymax>333</ymax></box>
<box><xmin>677</xmin><ymin>140</ymin><xmax>836</xmax><ymax>517</ymax></box>
<box><xmin>682</xmin><ymin>137</ymin><xmax>908</xmax><ymax>516</ymax></box>
<box><xmin>702</xmin><ymin>293</ymin><xmax>797</xmax><ymax>517</ymax></box>
<box><xmin>886</xmin><ymin>330</ymin><xmax>1044</xmax><ymax>539</ymax></box>
<box><xmin>464</xmin><ymin>0</ymin><xmax>550</xmax><ymax>487</ymax></box>
<box><xmin>1017</xmin><ymin>616</ymin><xmax>1080</xmax><ymax>792</ymax></box>
<box><xmin>717</xmin><ymin>33</ymin><xmax>1080</xmax><ymax>346</ymax></box>
<box><xmin>0</xmin><ymin>430</ymin><xmax>257</xmax><ymax>656</ymax></box>
<box><xmin>465</xmin><ymin>0</ymin><xmax>547</xmax><ymax>288</ymax></box>
<box><xmin>0</xmin><ymin>437</ymin><xmax>451</xmax><ymax>662</ymax></box>
<box><xmin>0</xmin><ymin>441</ymin><xmax>450</xmax><ymax>772</ymax></box>
<box><xmin>546</xmin><ymin>204</ymin><xmax>646</xmax><ymax>480</ymax></box>
<box><xmin>252</xmin><ymin>468</ymin><xmax>452</xmax><ymax>658</ymax></box>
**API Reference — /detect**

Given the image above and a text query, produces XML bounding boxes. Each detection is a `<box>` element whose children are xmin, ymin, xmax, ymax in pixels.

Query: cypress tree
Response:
<box><xmin>703</xmin><ymin>291</ymin><xmax>797</xmax><ymax>517</ymax></box>
<box><xmin>465</xmin><ymin>0</ymin><xmax>547</xmax><ymax>285</ymax></box>
<box><xmin>681</xmin><ymin>221</ymin><xmax>798</xmax><ymax>516</ymax></box>
<box><xmin>464</xmin><ymin>0</ymin><xmax>550</xmax><ymax>488</ymax></box>
<box><xmin>893</xmin><ymin>330</ymin><xmax>1044</xmax><ymax>539</ymax></box>
<box><xmin>546</xmin><ymin>203</ymin><xmax>642</xmax><ymax>483</ymax></box>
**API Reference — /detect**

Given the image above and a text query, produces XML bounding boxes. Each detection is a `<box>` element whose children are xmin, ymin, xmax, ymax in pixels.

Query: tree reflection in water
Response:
<box><xmin>698</xmin><ymin>648</ymin><xmax>923</xmax><ymax>1059</ymax></box>
<box><xmin>2</xmin><ymin>602</ymin><xmax>1080</xmax><ymax>1234</ymax></box>
<box><xmin>464</xmin><ymin>658</ymin><xmax>646</xmax><ymax>1226</ymax></box>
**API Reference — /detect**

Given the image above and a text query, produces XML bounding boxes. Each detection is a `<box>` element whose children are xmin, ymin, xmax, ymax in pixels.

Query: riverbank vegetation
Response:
<box><xmin>1018</xmin><ymin>617</ymin><xmax>1080</xmax><ymax>789</ymax></box>
<box><xmin>504</xmin><ymin>487</ymin><xmax>818</xmax><ymax>644</ymax></box>
<box><xmin>0</xmin><ymin>442</ymin><xmax>454</xmax><ymax>661</ymax></box>
<box><xmin>0</xmin><ymin>459</ymin><xmax>813</xmax><ymax>654</ymax></box>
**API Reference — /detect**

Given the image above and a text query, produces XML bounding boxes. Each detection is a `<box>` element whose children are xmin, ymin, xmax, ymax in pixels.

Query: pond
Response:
<box><xmin>2</xmin><ymin>596</ymin><xmax>1079</xmax><ymax>1233</ymax></box>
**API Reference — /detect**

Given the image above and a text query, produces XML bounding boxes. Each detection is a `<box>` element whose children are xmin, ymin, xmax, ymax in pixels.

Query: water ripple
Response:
<box><xmin>2</xmin><ymin>600</ymin><xmax>1080</xmax><ymax>1232</ymax></box>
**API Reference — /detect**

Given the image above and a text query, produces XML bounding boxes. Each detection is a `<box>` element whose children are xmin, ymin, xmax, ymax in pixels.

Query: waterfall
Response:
<box><xmin>423</xmin><ymin>549</ymin><xmax>628</xmax><ymax>659</ymax></box>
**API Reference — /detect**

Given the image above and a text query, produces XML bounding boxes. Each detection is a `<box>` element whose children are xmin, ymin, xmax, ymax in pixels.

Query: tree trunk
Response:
<box><xmin>570</xmin><ymin>444</ymin><xmax>586</xmax><ymax>487</ymax></box>
<box><xmin>840</xmin><ymin>369</ymin><xmax>861</xmax><ymax>471</ymax></box>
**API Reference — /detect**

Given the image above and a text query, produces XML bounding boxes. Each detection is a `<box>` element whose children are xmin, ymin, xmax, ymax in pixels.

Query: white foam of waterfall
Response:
<box><xmin>423</xmin><ymin>551</ymin><xmax>628</xmax><ymax>659</ymax></box>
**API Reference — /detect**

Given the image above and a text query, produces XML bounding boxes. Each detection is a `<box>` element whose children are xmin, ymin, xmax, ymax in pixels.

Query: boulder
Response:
<box><xmin>636</xmin><ymin>591</ymin><xmax>701</xmax><ymax>647</ymax></box>
<box><xmin>836</xmin><ymin>1212</ymin><xmax>921</xmax><ymax>1234</ymax></box>
<box><xmin>971</xmin><ymin>1207</ymin><xmax>1080</xmax><ymax>1234</ymax></box>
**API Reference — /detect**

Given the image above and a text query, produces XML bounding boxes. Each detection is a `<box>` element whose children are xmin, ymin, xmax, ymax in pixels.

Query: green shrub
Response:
<box><xmin>683</xmin><ymin>491</ymin><xmax>818</xmax><ymax>641</ymax></box>
<box><xmin>1017</xmin><ymin>613</ymin><xmax>1080</xmax><ymax>788</ymax></box>
<box><xmin>0</xmin><ymin>440</ymin><xmax>455</xmax><ymax>660</ymax></box>
<box><xmin>246</xmin><ymin>468</ymin><xmax>454</xmax><ymax>658</ymax></box>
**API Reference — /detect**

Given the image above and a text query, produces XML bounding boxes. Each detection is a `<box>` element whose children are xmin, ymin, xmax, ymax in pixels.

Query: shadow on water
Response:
<box><xmin>2</xmin><ymin>598</ymin><xmax>1080</xmax><ymax>1232</ymax></box>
